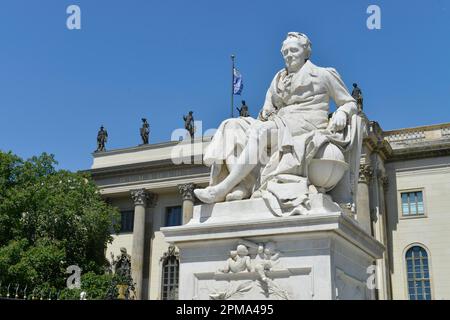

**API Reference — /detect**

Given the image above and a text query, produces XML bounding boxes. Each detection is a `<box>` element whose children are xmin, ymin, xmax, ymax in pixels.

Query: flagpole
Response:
<box><xmin>231</xmin><ymin>54</ymin><xmax>235</xmax><ymax>118</ymax></box>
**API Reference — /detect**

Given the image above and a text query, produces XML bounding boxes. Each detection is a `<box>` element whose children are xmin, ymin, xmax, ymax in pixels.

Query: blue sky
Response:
<box><xmin>0</xmin><ymin>0</ymin><xmax>449</xmax><ymax>171</ymax></box>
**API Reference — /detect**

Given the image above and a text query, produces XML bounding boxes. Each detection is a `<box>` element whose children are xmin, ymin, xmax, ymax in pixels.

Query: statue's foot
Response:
<box><xmin>225</xmin><ymin>184</ymin><xmax>250</xmax><ymax>202</ymax></box>
<box><xmin>194</xmin><ymin>186</ymin><xmax>226</xmax><ymax>204</ymax></box>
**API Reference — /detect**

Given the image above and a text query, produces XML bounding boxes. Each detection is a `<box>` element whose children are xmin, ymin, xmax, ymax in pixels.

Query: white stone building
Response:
<box><xmin>89</xmin><ymin>119</ymin><xmax>450</xmax><ymax>300</ymax></box>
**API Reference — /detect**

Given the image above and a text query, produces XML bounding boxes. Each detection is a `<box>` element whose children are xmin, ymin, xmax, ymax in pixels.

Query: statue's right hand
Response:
<box><xmin>329</xmin><ymin>110</ymin><xmax>347</xmax><ymax>132</ymax></box>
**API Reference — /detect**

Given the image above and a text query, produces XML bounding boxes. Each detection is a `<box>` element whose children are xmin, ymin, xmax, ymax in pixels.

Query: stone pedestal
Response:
<box><xmin>162</xmin><ymin>198</ymin><xmax>384</xmax><ymax>300</ymax></box>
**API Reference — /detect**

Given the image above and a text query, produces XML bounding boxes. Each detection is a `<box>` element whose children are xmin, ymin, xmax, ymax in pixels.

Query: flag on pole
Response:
<box><xmin>233</xmin><ymin>67</ymin><xmax>243</xmax><ymax>95</ymax></box>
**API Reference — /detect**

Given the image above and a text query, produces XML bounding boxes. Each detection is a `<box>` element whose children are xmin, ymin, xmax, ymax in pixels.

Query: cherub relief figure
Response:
<box><xmin>253</xmin><ymin>242</ymin><xmax>280</xmax><ymax>282</ymax></box>
<box><xmin>219</xmin><ymin>244</ymin><xmax>252</xmax><ymax>273</ymax></box>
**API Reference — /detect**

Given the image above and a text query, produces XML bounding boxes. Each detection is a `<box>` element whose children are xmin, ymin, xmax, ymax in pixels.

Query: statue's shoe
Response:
<box><xmin>225</xmin><ymin>184</ymin><xmax>250</xmax><ymax>202</ymax></box>
<box><xmin>194</xmin><ymin>187</ymin><xmax>225</xmax><ymax>204</ymax></box>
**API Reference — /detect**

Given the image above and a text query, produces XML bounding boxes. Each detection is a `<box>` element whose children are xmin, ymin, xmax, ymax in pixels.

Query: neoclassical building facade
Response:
<box><xmin>89</xmin><ymin>117</ymin><xmax>450</xmax><ymax>300</ymax></box>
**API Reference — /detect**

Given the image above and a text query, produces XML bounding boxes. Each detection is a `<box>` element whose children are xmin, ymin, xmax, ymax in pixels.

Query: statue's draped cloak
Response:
<box><xmin>203</xmin><ymin>61</ymin><xmax>360</xmax><ymax>216</ymax></box>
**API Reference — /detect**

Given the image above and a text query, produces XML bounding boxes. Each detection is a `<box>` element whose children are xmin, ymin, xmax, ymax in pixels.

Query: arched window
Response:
<box><xmin>406</xmin><ymin>246</ymin><xmax>432</xmax><ymax>300</ymax></box>
<box><xmin>161</xmin><ymin>245</ymin><xmax>179</xmax><ymax>300</ymax></box>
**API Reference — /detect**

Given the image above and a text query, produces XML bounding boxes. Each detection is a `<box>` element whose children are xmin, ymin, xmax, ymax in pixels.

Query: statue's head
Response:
<box><xmin>236</xmin><ymin>245</ymin><xmax>248</xmax><ymax>257</ymax></box>
<box><xmin>242</xmin><ymin>100</ymin><xmax>246</xmax><ymax>105</ymax></box>
<box><xmin>281</xmin><ymin>32</ymin><xmax>312</xmax><ymax>72</ymax></box>
<box><xmin>264</xmin><ymin>242</ymin><xmax>277</xmax><ymax>255</ymax></box>
<box><xmin>189</xmin><ymin>111</ymin><xmax>193</xmax><ymax>115</ymax></box>
<box><xmin>353</xmin><ymin>83</ymin><xmax>358</xmax><ymax>88</ymax></box>
<box><xmin>257</xmin><ymin>244</ymin><xmax>264</xmax><ymax>254</ymax></box>
<box><xmin>120</xmin><ymin>247</ymin><xmax>127</xmax><ymax>255</ymax></box>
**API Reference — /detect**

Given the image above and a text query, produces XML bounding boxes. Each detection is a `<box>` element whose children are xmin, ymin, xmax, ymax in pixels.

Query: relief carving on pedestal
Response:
<box><xmin>218</xmin><ymin>244</ymin><xmax>252</xmax><ymax>274</ymax></box>
<box><xmin>209</xmin><ymin>240</ymin><xmax>290</xmax><ymax>300</ymax></box>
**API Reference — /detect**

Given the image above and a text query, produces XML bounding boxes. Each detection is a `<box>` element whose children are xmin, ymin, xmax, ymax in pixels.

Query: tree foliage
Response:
<box><xmin>59</xmin><ymin>272</ymin><xmax>119</xmax><ymax>300</ymax></box>
<box><xmin>0</xmin><ymin>151</ymin><xmax>120</xmax><ymax>298</ymax></box>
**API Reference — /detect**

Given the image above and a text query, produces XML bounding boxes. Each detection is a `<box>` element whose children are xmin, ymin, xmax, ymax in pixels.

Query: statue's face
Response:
<box><xmin>281</xmin><ymin>39</ymin><xmax>307</xmax><ymax>72</ymax></box>
<box><xmin>236</xmin><ymin>245</ymin><xmax>248</xmax><ymax>256</ymax></box>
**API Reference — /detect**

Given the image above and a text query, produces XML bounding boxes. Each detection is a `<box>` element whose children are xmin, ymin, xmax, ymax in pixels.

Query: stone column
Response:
<box><xmin>143</xmin><ymin>191</ymin><xmax>158</xmax><ymax>300</ymax></box>
<box><xmin>178</xmin><ymin>183</ymin><xmax>196</xmax><ymax>225</ymax></box>
<box><xmin>357</xmin><ymin>163</ymin><xmax>373</xmax><ymax>234</ymax></box>
<box><xmin>379</xmin><ymin>173</ymin><xmax>392</xmax><ymax>300</ymax></box>
<box><xmin>374</xmin><ymin>170</ymin><xmax>391</xmax><ymax>300</ymax></box>
<box><xmin>130</xmin><ymin>189</ymin><xmax>157</xmax><ymax>300</ymax></box>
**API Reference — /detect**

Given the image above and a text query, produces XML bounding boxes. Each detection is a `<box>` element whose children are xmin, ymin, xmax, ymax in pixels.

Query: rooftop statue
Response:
<box><xmin>95</xmin><ymin>125</ymin><xmax>108</xmax><ymax>152</ymax></box>
<box><xmin>140</xmin><ymin>118</ymin><xmax>150</xmax><ymax>145</ymax></box>
<box><xmin>194</xmin><ymin>32</ymin><xmax>365</xmax><ymax>216</ymax></box>
<box><xmin>183</xmin><ymin>111</ymin><xmax>195</xmax><ymax>140</ymax></box>
<box><xmin>351</xmin><ymin>83</ymin><xmax>363</xmax><ymax>111</ymax></box>
<box><xmin>236</xmin><ymin>100</ymin><xmax>250</xmax><ymax>117</ymax></box>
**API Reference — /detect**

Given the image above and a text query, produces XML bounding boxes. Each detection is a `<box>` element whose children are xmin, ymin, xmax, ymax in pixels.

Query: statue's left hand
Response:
<box><xmin>330</xmin><ymin>110</ymin><xmax>347</xmax><ymax>132</ymax></box>
<box><xmin>259</xmin><ymin>110</ymin><xmax>275</xmax><ymax>122</ymax></box>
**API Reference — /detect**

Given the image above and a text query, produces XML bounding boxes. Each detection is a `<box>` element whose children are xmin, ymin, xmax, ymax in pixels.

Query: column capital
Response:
<box><xmin>178</xmin><ymin>183</ymin><xmax>196</xmax><ymax>201</ymax></box>
<box><xmin>130</xmin><ymin>189</ymin><xmax>158</xmax><ymax>207</ymax></box>
<box><xmin>358</xmin><ymin>164</ymin><xmax>373</xmax><ymax>184</ymax></box>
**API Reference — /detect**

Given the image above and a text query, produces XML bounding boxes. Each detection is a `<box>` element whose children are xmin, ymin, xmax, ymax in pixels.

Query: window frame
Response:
<box><xmin>159</xmin><ymin>246</ymin><xmax>180</xmax><ymax>300</ymax></box>
<box><xmin>119</xmin><ymin>210</ymin><xmax>135</xmax><ymax>234</ymax></box>
<box><xmin>402</xmin><ymin>243</ymin><xmax>434</xmax><ymax>300</ymax></box>
<box><xmin>398</xmin><ymin>188</ymin><xmax>427</xmax><ymax>219</ymax></box>
<box><xmin>164</xmin><ymin>205</ymin><xmax>182</xmax><ymax>227</ymax></box>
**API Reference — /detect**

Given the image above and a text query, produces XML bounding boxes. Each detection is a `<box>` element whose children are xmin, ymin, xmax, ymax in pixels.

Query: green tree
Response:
<box><xmin>0</xmin><ymin>151</ymin><xmax>120</xmax><ymax>298</ymax></box>
<box><xmin>59</xmin><ymin>272</ymin><xmax>119</xmax><ymax>300</ymax></box>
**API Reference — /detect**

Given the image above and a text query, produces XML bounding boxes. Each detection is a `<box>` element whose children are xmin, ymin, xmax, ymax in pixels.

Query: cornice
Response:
<box><xmin>91</xmin><ymin>136</ymin><xmax>212</xmax><ymax>158</ymax></box>
<box><xmin>363</xmin><ymin>136</ymin><xmax>393</xmax><ymax>160</ymax></box>
<box><xmin>88</xmin><ymin>160</ymin><xmax>208</xmax><ymax>178</ymax></box>
<box><xmin>383</xmin><ymin>122</ymin><xmax>450</xmax><ymax>135</ymax></box>
<box><xmin>386</xmin><ymin>141</ymin><xmax>450</xmax><ymax>162</ymax></box>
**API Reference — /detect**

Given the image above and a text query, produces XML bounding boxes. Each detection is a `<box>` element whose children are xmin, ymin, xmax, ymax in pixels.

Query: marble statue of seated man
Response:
<box><xmin>195</xmin><ymin>32</ymin><xmax>363</xmax><ymax>216</ymax></box>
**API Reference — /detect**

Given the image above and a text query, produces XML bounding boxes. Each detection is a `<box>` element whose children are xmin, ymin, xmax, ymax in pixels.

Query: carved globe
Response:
<box><xmin>308</xmin><ymin>143</ymin><xmax>349</xmax><ymax>192</ymax></box>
